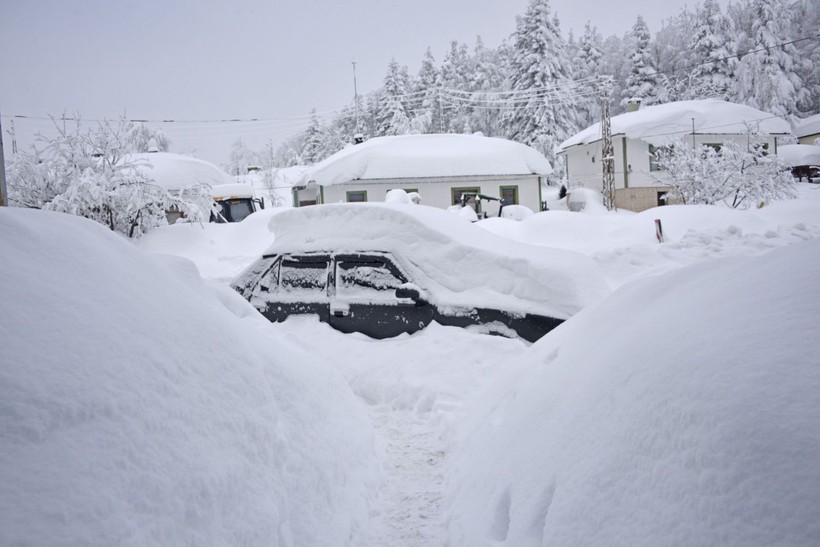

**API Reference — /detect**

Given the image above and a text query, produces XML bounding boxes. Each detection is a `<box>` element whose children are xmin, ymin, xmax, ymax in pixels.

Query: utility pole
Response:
<box><xmin>599</xmin><ymin>77</ymin><xmax>615</xmax><ymax>211</ymax></box>
<box><xmin>0</xmin><ymin>113</ymin><xmax>8</xmax><ymax>207</ymax></box>
<box><xmin>352</xmin><ymin>60</ymin><xmax>360</xmax><ymax>135</ymax></box>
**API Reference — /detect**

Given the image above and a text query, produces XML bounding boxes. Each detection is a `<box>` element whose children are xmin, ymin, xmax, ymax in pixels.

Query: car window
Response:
<box><xmin>280</xmin><ymin>256</ymin><xmax>329</xmax><ymax>296</ymax></box>
<box><xmin>336</xmin><ymin>257</ymin><xmax>404</xmax><ymax>302</ymax></box>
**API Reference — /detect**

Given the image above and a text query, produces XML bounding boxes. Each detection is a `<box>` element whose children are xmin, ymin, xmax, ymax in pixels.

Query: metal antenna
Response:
<box><xmin>599</xmin><ymin>77</ymin><xmax>615</xmax><ymax>211</ymax></box>
<box><xmin>352</xmin><ymin>60</ymin><xmax>360</xmax><ymax>134</ymax></box>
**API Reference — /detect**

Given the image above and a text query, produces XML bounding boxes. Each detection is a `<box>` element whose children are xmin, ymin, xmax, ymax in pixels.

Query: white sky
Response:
<box><xmin>1</xmin><ymin>0</ymin><xmax>701</xmax><ymax>166</ymax></box>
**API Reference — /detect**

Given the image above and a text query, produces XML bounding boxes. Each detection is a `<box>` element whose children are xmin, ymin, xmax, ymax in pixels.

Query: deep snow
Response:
<box><xmin>5</xmin><ymin>183</ymin><xmax>820</xmax><ymax>546</ymax></box>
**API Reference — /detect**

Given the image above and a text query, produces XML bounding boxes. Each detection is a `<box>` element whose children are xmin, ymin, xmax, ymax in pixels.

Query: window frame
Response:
<box><xmin>346</xmin><ymin>190</ymin><xmax>368</xmax><ymax>203</ymax></box>
<box><xmin>499</xmin><ymin>185</ymin><xmax>519</xmax><ymax>205</ymax></box>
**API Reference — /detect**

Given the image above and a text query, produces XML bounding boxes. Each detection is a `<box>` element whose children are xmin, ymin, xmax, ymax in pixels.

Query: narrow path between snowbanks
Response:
<box><xmin>270</xmin><ymin>318</ymin><xmax>529</xmax><ymax>546</ymax></box>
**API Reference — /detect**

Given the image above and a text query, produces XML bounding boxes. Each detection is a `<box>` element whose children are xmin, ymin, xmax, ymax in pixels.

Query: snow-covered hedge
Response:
<box><xmin>0</xmin><ymin>208</ymin><xmax>379</xmax><ymax>546</ymax></box>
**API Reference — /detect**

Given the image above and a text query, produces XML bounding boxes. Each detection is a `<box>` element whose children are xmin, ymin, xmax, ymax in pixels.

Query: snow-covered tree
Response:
<box><xmin>573</xmin><ymin>22</ymin><xmax>605</xmax><ymax>127</ymax></box>
<box><xmin>736</xmin><ymin>0</ymin><xmax>811</xmax><ymax>117</ymax></box>
<box><xmin>125</xmin><ymin>122</ymin><xmax>171</xmax><ymax>153</ymax></box>
<box><xmin>302</xmin><ymin>109</ymin><xmax>324</xmax><ymax>164</ymax></box>
<box><xmin>653</xmin><ymin>136</ymin><xmax>795</xmax><ymax>208</ymax></box>
<box><xmin>688</xmin><ymin>0</ymin><xmax>737</xmax><ymax>99</ymax></box>
<box><xmin>503</xmin><ymin>0</ymin><xmax>578</xmax><ymax>167</ymax></box>
<box><xmin>411</xmin><ymin>47</ymin><xmax>440</xmax><ymax>133</ymax></box>
<box><xmin>439</xmin><ymin>41</ymin><xmax>473</xmax><ymax>132</ymax></box>
<box><xmin>225</xmin><ymin>138</ymin><xmax>260</xmax><ymax>175</ymax></box>
<box><xmin>8</xmin><ymin>116</ymin><xmax>212</xmax><ymax>237</ymax></box>
<box><xmin>622</xmin><ymin>16</ymin><xmax>661</xmax><ymax>106</ymax></box>
<box><xmin>375</xmin><ymin>59</ymin><xmax>412</xmax><ymax>136</ymax></box>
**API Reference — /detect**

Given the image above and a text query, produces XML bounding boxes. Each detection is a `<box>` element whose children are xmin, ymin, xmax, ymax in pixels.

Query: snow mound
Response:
<box><xmin>558</xmin><ymin>99</ymin><xmax>791</xmax><ymax>150</ymax></box>
<box><xmin>137</xmin><ymin>207</ymin><xmax>286</xmax><ymax>282</ymax></box>
<box><xmin>447</xmin><ymin>241</ymin><xmax>820</xmax><ymax>546</ymax></box>
<box><xmin>0</xmin><ymin>208</ymin><xmax>378</xmax><ymax>546</ymax></box>
<box><xmin>299</xmin><ymin>134</ymin><xmax>552</xmax><ymax>186</ymax></box>
<box><xmin>260</xmin><ymin>203</ymin><xmax>611</xmax><ymax>319</ymax></box>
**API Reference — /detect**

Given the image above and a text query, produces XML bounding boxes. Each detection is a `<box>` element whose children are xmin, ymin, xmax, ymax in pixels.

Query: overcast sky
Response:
<box><xmin>2</xmin><ymin>0</ymin><xmax>700</xmax><ymax>165</ymax></box>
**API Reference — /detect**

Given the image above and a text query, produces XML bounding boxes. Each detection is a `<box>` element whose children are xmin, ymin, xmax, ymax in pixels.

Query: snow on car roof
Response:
<box><xmin>127</xmin><ymin>152</ymin><xmax>235</xmax><ymax>190</ymax></box>
<box><xmin>778</xmin><ymin>144</ymin><xmax>820</xmax><ymax>167</ymax></box>
<box><xmin>298</xmin><ymin>133</ymin><xmax>552</xmax><ymax>187</ymax></box>
<box><xmin>257</xmin><ymin>203</ymin><xmax>610</xmax><ymax>320</ymax></box>
<box><xmin>558</xmin><ymin>99</ymin><xmax>791</xmax><ymax>151</ymax></box>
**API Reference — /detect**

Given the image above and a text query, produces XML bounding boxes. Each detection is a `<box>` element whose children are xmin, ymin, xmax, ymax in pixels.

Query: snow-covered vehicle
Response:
<box><xmin>210</xmin><ymin>182</ymin><xmax>264</xmax><ymax>223</ymax></box>
<box><xmin>231</xmin><ymin>203</ymin><xmax>610</xmax><ymax>342</ymax></box>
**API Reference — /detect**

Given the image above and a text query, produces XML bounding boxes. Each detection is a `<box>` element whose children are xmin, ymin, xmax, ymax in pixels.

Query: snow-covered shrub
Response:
<box><xmin>7</xmin><ymin>116</ymin><xmax>213</xmax><ymax>237</ymax></box>
<box><xmin>652</xmin><ymin>136</ymin><xmax>795</xmax><ymax>208</ymax></box>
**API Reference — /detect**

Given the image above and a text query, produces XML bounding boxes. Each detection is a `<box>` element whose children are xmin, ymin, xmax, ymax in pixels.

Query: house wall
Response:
<box><xmin>563</xmin><ymin>133</ymin><xmax>782</xmax><ymax>211</ymax></box>
<box><xmin>798</xmin><ymin>133</ymin><xmax>820</xmax><ymax>145</ymax></box>
<box><xmin>296</xmin><ymin>175</ymin><xmax>544</xmax><ymax>213</ymax></box>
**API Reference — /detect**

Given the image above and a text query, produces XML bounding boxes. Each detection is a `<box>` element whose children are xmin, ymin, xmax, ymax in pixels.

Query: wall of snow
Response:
<box><xmin>0</xmin><ymin>208</ymin><xmax>379</xmax><ymax>546</ymax></box>
<box><xmin>446</xmin><ymin>242</ymin><xmax>820</xmax><ymax>546</ymax></box>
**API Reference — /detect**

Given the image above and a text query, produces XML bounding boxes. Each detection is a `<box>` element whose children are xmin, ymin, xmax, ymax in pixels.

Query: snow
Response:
<box><xmin>557</xmin><ymin>99</ymin><xmax>792</xmax><ymax>151</ymax></box>
<box><xmin>447</xmin><ymin>241</ymin><xmax>820</xmax><ymax>546</ymax></box>
<box><xmin>5</xmin><ymin>182</ymin><xmax>820</xmax><ymax>546</ymax></box>
<box><xmin>778</xmin><ymin>143</ymin><xmax>820</xmax><ymax>166</ymax></box>
<box><xmin>298</xmin><ymin>133</ymin><xmax>552</xmax><ymax>187</ymax></box>
<box><xmin>793</xmin><ymin>113</ymin><xmax>820</xmax><ymax>138</ymax></box>
<box><xmin>127</xmin><ymin>151</ymin><xmax>235</xmax><ymax>190</ymax></box>
<box><xmin>254</xmin><ymin>203</ymin><xmax>611</xmax><ymax>320</ymax></box>
<box><xmin>0</xmin><ymin>208</ymin><xmax>379</xmax><ymax>546</ymax></box>
<box><xmin>210</xmin><ymin>182</ymin><xmax>255</xmax><ymax>199</ymax></box>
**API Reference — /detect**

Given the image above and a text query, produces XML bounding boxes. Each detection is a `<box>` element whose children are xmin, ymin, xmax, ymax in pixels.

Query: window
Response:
<box><xmin>649</xmin><ymin>144</ymin><xmax>673</xmax><ymax>171</ymax></box>
<box><xmin>499</xmin><ymin>185</ymin><xmax>519</xmax><ymax>205</ymax></box>
<box><xmin>657</xmin><ymin>191</ymin><xmax>669</xmax><ymax>206</ymax></box>
<box><xmin>335</xmin><ymin>256</ymin><xmax>406</xmax><ymax>303</ymax></box>
<box><xmin>346</xmin><ymin>190</ymin><xmax>367</xmax><ymax>203</ymax></box>
<box><xmin>279</xmin><ymin>256</ymin><xmax>329</xmax><ymax>296</ymax></box>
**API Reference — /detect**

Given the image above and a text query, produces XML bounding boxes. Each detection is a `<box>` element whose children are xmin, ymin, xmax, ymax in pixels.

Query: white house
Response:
<box><xmin>557</xmin><ymin>99</ymin><xmax>791</xmax><ymax>212</ymax></box>
<box><xmin>292</xmin><ymin>134</ymin><xmax>552</xmax><ymax>214</ymax></box>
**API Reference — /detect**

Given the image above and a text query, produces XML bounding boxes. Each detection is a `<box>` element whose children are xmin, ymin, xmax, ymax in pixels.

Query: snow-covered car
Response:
<box><xmin>231</xmin><ymin>203</ymin><xmax>610</xmax><ymax>342</ymax></box>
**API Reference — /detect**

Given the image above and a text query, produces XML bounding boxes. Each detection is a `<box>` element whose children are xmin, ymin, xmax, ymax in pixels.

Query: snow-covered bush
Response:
<box><xmin>652</xmin><ymin>137</ymin><xmax>795</xmax><ymax>208</ymax></box>
<box><xmin>8</xmin><ymin>116</ymin><xmax>212</xmax><ymax>237</ymax></box>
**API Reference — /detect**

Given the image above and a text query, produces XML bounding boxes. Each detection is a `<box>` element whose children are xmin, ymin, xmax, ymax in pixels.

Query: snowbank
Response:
<box><xmin>558</xmin><ymin>99</ymin><xmax>790</xmax><ymax>150</ymax></box>
<box><xmin>260</xmin><ymin>203</ymin><xmax>611</xmax><ymax>319</ymax></box>
<box><xmin>0</xmin><ymin>208</ymin><xmax>379</xmax><ymax>546</ymax></box>
<box><xmin>136</xmin><ymin>207</ymin><xmax>286</xmax><ymax>282</ymax></box>
<box><xmin>447</xmin><ymin>242</ymin><xmax>820</xmax><ymax>546</ymax></box>
<box><xmin>299</xmin><ymin>133</ymin><xmax>552</xmax><ymax>187</ymax></box>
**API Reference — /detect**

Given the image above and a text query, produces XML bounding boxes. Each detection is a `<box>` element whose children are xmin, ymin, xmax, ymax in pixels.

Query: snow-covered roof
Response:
<box><xmin>299</xmin><ymin>134</ymin><xmax>552</xmax><ymax>187</ymax></box>
<box><xmin>211</xmin><ymin>182</ymin><xmax>255</xmax><ymax>199</ymax></box>
<box><xmin>777</xmin><ymin>144</ymin><xmax>820</xmax><ymax>167</ymax></box>
<box><xmin>558</xmin><ymin>99</ymin><xmax>791</xmax><ymax>152</ymax></box>
<box><xmin>794</xmin><ymin>113</ymin><xmax>820</xmax><ymax>138</ymax></box>
<box><xmin>243</xmin><ymin>203</ymin><xmax>609</xmax><ymax>320</ymax></box>
<box><xmin>127</xmin><ymin>152</ymin><xmax>235</xmax><ymax>190</ymax></box>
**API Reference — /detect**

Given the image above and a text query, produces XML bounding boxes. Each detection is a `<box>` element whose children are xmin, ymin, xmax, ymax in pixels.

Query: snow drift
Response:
<box><xmin>447</xmin><ymin>241</ymin><xmax>820</xmax><ymax>546</ymax></box>
<box><xmin>0</xmin><ymin>208</ymin><xmax>379</xmax><ymax>546</ymax></box>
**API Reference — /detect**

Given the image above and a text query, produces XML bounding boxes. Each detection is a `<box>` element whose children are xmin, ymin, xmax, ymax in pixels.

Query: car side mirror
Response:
<box><xmin>396</xmin><ymin>284</ymin><xmax>427</xmax><ymax>306</ymax></box>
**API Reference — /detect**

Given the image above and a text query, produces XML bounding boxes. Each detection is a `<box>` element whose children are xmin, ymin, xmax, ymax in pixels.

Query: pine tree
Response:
<box><xmin>573</xmin><ymin>22</ymin><xmax>604</xmax><ymax>127</ymax></box>
<box><xmin>440</xmin><ymin>41</ymin><xmax>472</xmax><ymax>132</ymax></box>
<box><xmin>375</xmin><ymin>59</ymin><xmax>412</xmax><ymax>136</ymax></box>
<box><xmin>736</xmin><ymin>0</ymin><xmax>811</xmax><ymax>117</ymax></box>
<box><xmin>503</xmin><ymin>0</ymin><xmax>578</xmax><ymax>167</ymax></box>
<box><xmin>302</xmin><ymin>109</ymin><xmax>323</xmax><ymax>164</ymax></box>
<box><xmin>412</xmin><ymin>47</ymin><xmax>440</xmax><ymax>133</ymax></box>
<box><xmin>689</xmin><ymin>0</ymin><xmax>737</xmax><ymax>99</ymax></box>
<box><xmin>622</xmin><ymin>16</ymin><xmax>660</xmax><ymax>106</ymax></box>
